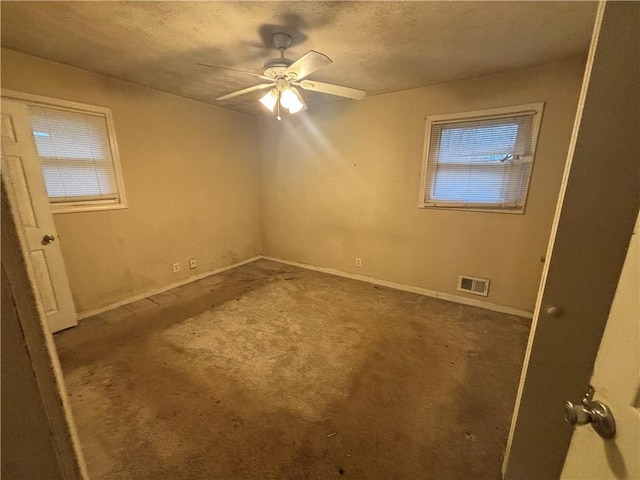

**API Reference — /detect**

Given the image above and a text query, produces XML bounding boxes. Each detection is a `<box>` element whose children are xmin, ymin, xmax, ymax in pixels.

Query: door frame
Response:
<box><xmin>503</xmin><ymin>1</ymin><xmax>640</xmax><ymax>477</ymax></box>
<box><xmin>1</xmin><ymin>183</ymin><xmax>88</xmax><ymax>478</ymax></box>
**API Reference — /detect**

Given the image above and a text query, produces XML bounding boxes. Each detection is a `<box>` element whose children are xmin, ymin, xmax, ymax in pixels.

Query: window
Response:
<box><xmin>10</xmin><ymin>93</ymin><xmax>127</xmax><ymax>214</ymax></box>
<box><xmin>420</xmin><ymin>103</ymin><xmax>543</xmax><ymax>213</ymax></box>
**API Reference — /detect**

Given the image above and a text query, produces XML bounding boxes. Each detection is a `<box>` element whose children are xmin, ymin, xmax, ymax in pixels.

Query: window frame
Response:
<box><xmin>1</xmin><ymin>89</ymin><xmax>127</xmax><ymax>214</ymax></box>
<box><xmin>419</xmin><ymin>103</ymin><xmax>544</xmax><ymax>214</ymax></box>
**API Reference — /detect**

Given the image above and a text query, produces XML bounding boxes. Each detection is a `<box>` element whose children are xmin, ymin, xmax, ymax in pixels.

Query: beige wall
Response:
<box><xmin>1</xmin><ymin>49</ymin><xmax>261</xmax><ymax>313</ymax></box>
<box><xmin>1</xmin><ymin>49</ymin><xmax>583</xmax><ymax>315</ymax></box>
<box><xmin>258</xmin><ymin>58</ymin><xmax>584</xmax><ymax>312</ymax></box>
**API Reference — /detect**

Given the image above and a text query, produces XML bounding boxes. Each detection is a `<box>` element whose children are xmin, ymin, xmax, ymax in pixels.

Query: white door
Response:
<box><xmin>1</xmin><ymin>98</ymin><xmax>77</xmax><ymax>332</ymax></box>
<box><xmin>503</xmin><ymin>1</ymin><xmax>639</xmax><ymax>478</ymax></box>
<box><xmin>561</xmin><ymin>215</ymin><xmax>639</xmax><ymax>479</ymax></box>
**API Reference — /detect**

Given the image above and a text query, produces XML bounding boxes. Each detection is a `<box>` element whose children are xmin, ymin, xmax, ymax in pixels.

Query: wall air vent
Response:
<box><xmin>457</xmin><ymin>275</ymin><xmax>490</xmax><ymax>297</ymax></box>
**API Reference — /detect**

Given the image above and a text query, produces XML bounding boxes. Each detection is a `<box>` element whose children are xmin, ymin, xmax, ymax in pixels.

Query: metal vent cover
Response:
<box><xmin>457</xmin><ymin>275</ymin><xmax>490</xmax><ymax>297</ymax></box>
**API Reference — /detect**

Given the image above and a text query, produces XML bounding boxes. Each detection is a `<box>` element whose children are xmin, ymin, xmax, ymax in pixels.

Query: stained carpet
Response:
<box><xmin>55</xmin><ymin>259</ymin><xmax>530</xmax><ymax>479</ymax></box>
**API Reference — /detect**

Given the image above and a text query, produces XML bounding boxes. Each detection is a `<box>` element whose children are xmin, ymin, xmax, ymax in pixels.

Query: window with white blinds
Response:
<box><xmin>420</xmin><ymin>104</ymin><xmax>543</xmax><ymax>213</ymax></box>
<box><xmin>27</xmin><ymin>102</ymin><xmax>126</xmax><ymax>213</ymax></box>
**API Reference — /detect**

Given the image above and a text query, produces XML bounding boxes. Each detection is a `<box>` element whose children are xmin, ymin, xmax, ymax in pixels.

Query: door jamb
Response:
<box><xmin>502</xmin><ymin>3</ymin><xmax>607</xmax><ymax>473</ymax></box>
<box><xmin>1</xmin><ymin>182</ymin><xmax>88</xmax><ymax>478</ymax></box>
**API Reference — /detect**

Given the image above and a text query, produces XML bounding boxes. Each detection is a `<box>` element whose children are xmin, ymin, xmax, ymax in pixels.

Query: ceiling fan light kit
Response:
<box><xmin>259</xmin><ymin>89</ymin><xmax>278</xmax><ymax>112</ymax></box>
<box><xmin>259</xmin><ymin>80</ymin><xmax>306</xmax><ymax>120</ymax></box>
<box><xmin>210</xmin><ymin>32</ymin><xmax>366</xmax><ymax>119</ymax></box>
<box><xmin>279</xmin><ymin>87</ymin><xmax>305</xmax><ymax>113</ymax></box>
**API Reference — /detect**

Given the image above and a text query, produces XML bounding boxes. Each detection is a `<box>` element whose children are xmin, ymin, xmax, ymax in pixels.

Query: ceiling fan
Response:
<box><xmin>200</xmin><ymin>33</ymin><xmax>366</xmax><ymax>119</ymax></box>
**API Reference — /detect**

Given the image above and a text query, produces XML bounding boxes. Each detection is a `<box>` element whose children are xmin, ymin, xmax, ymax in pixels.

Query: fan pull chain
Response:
<box><xmin>276</xmin><ymin>91</ymin><xmax>282</xmax><ymax>121</ymax></box>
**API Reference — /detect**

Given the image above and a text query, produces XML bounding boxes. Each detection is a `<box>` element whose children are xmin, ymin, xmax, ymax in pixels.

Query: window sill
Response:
<box><xmin>419</xmin><ymin>203</ymin><xmax>525</xmax><ymax>214</ymax></box>
<box><xmin>51</xmin><ymin>202</ymin><xmax>128</xmax><ymax>214</ymax></box>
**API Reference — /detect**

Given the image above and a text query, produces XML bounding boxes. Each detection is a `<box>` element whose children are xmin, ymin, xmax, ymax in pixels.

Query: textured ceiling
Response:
<box><xmin>1</xmin><ymin>1</ymin><xmax>597</xmax><ymax>115</ymax></box>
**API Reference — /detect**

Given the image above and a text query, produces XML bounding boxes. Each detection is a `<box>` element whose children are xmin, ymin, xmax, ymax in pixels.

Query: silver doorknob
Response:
<box><xmin>41</xmin><ymin>234</ymin><xmax>55</xmax><ymax>245</ymax></box>
<box><xmin>546</xmin><ymin>305</ymin><xmax>563</xmax><ymax>317</ymax></box>
<box><xmin>564</xmin><ymin>386</ymin><xmax>616</xmax><ymax>439</ymax></box>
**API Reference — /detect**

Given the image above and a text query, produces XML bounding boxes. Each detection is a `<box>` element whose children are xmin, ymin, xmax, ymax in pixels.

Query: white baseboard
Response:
<box><xmin>77</xmin><ymin>256</ymin><xmax>261</xmax><ymax>320</ymax></box>
<box><xmin>78</xmin><ymin>254</ymin><xmax>533</xmax><ymax>321</ymax></box>
<box><xmin>261</xmin><ymin>256</ymin><xmax>534</xmax><ymax>318</ymax></box>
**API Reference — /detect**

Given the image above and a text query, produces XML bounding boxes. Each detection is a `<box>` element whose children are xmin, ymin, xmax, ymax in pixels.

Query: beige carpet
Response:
<box><xmin>55</xmin><ymin>259</ymin><xmax>530</xmax><ymax>479</ymax></box>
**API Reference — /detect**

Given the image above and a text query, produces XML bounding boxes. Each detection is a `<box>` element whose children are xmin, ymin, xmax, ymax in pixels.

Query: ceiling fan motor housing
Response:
<box><xmin>263</xmin><ymin>57</ymin><xmax>294</xmax><ymax>79</ymax></box>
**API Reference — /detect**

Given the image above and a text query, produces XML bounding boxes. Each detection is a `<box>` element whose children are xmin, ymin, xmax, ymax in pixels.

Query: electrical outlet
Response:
<box><xmin>189</xmin><ymin>258</ymin><xmax>197</xmax><ymax>269</ymax></box>
<box><xmin>355</xmin><ymin>258</ymin><xmax>362</xmax><ymax>267</ymax></box>
<box><xmin>172</xmin><ymin>262</ymin><xmax>180</xmax><ymax>273</ymax></box>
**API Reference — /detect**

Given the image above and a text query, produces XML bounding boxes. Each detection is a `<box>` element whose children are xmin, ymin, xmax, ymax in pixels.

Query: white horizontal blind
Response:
<box><xmin>424</xmin><ymin>112</ymin><xmax>537</xmax><ymax>209</ymax></box>
<box><xmin>28</xmin><ymin>105</ymin><xmax>119</xmax><ymax>203</ymax></box>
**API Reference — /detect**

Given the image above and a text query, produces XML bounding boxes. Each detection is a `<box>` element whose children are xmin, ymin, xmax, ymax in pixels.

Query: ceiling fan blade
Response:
<box><xmin>295</xmin><ymin>80</ymin><xmax>366</xmax><ymax>100</ymax></box>
<box><xmin>196</xmin><ymin>63</ymin><xmax>272</xmax><ymax>82</ymax></box>
<box><xmin>216</xmin><ymin>83</ymin><xmax>274</xmax><ymax>101</ymax></box>
<box><xmin>285</xmin><ymin>51</ymin><xmax>332</xmax><ymax>81</ymax></box>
